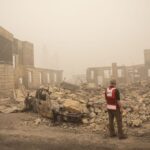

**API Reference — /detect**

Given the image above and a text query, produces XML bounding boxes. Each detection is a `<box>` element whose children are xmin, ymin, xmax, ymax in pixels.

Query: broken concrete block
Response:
<box><xmin>35</xmin><ymin>118</ymin><xmax>41</xmax><ymax>125</ymax></box>
<box><xmin>89</xmin><ymin>112</ymin><xmax>96</xmax><ymax>119</ymax></box>
<box><xmin>82</xmin><ymin>118</ymin><xmax>89</xmax><ymax>124</ymax></box>
<box><xmin>132</xmin><ymin>119</ymin><xmax>142</xmax><ymax>127</ymax></box>
<box><xmin>63</xmin><ymin>99</ymin><xmax>83</xmax><ymax>113</ymax></box>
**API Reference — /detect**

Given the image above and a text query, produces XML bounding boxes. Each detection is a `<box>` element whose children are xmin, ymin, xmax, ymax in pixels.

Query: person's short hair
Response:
<box><xmin>110</xmin><ymin>79</ymin><xmax>116</xmax><ymax>85</ymax></box>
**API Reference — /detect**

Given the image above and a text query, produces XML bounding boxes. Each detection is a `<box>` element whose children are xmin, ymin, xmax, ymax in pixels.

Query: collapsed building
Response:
<box><xmin>86</xmin><ymin>50</ymin><xmax>150</xmax><ymax>86</ymax></box>
<box><xmin>0</xmin><ymin>27</ymin><xmax>149</xmax><ymax>131</ymax></box>
<box><xmin>0</xmin><ymin>26</ymin><xmax>63</xmax><ymax>97</ymax></box>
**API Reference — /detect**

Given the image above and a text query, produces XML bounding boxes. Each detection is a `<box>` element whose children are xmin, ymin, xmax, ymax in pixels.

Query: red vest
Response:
<box><xmin>105</xmin><ymin>86</ymin><xmax>118</xmax><ymax>110</ymax></box>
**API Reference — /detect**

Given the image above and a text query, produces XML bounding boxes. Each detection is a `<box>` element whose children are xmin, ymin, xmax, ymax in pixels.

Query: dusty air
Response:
<box><xmin>0</xmin><ymin>0</ymin><xmax>150</xmax><ymax>150</ymax></box>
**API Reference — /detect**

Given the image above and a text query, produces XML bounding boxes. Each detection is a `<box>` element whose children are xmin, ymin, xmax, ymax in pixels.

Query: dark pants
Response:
<box><xmin>108</xmin><ymin>109</ymin><xmax>124</xmax><ymax>138</ymax></box>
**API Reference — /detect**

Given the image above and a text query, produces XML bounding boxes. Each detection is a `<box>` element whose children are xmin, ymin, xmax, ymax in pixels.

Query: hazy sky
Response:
<box><xmin>0</xmin><ymin>0</ymin><xmax>150</xmax><ymax>78</ymax></box>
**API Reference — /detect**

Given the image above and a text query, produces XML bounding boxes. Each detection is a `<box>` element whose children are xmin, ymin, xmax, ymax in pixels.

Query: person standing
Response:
<box><xmin>105</xmin><ymin>79</ymin><xmax>127</xmax><ymax>140</ymax></box>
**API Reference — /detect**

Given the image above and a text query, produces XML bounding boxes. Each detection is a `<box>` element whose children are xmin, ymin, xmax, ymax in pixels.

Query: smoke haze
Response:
<box><xmin>0</xmin><ymin>0</ymin><xmax>150</xmax><ymax>79</ymax></box>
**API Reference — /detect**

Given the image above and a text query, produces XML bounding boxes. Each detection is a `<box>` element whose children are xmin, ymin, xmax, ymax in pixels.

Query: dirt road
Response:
<box><xmin>0</xmin><ymin>113</ymin><xmax>149</xmax><ymax>150</ymax></box>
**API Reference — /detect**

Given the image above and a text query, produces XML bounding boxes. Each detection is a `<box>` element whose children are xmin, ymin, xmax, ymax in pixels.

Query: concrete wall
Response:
<box><xmin>0</xmin><ymin>26</ymin><xmax>13</xmax><ymax>41</ymax></box>
<box><xmin>87</xmin><ymin>67</ymin><xmax>113</xmax><ymax>86</ymax></box>
<box><xmin>22</xmin><ymin>41</ymin><xmax>34</xmax><ymax>67</ymax></box>
<box><xmin>13</xmin><ymin>39</ymin><xmax>34</xmax><ymax>67</ymax></box>
<box><xmin>13</xmin><ymin>39</ymin><xmax>23</xmax><ymax>66</ymax></box>
<box><xmin>86</xmin><ymin>63</ymin><xmax>147</xmax><ymax>86</ymax></box>
<box><xmin>0</xmin><ymin>26</ymin><xmax>63</xmax><ymax>97</ymax></box>
<box><xmin>0</xmin><ymin>64</ymin><xmax>14</xmax><ymax>97</ymax></box>
<box><xmin>87</xmin><ymin>49</ymin><xmax>150</xmax><ymax>86</ymax></box>
<box><xmin>0</xmin><ymin>27</ymin><xmax>14</xmax><ymax>97</ymax></box>
<box><xmin>144</xmin><ymin>49</ymin><xmax>150</xmax><ymax>67</ymax></box>
<box><xmin>144</xmin><ymin>49</ymin><xmax>150</xmax><ymax>80</ymax></box>
<box><xmin>0</xmin><ymin>26</ymin><xmax>13</xmax><ymax>65</ymax></box>
<box><xmin>23</xmin><ymin>67</ymin><xmax>63</xmax><ymax>89</ymax></box>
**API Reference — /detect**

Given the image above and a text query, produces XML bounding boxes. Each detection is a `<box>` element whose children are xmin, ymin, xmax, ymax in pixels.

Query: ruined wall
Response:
<box><xmin>144</xmin><ymin>49</ymin><xmax>150</xmax><ymax>67</ymax></box>
<box><xmin>24</xmin><ymin>67</ymin><xmax>63</xmax><ymax>89</ymax></box>
<box><xmin>144</xmin><ymin>49</ymin><xmax>150</xmax><ymax>80</ymax></box>
<box><xmin>13</xmin><ymin>39</ymin><xmax>34</xmax><ymax>67</ymax></box>
<box><xmin>86</xmin><ymin>62</ymin><xmax>147</xmax><ymax>86</ymax></box>
<box><xmin>56</xmin><ymin>70</ymin><xmax>63</xmax><ymax>84</ymax></box>
<box><xmin>13</xmin><ymin>38</ymin><xmax>23</xmax><ymax>65</ymax></box>
<box><xmin>0</xmin><ymin>26</ymin><xmax>63</xmax><ymax>92</ymax></box>
<box><xmin>0</xmin><ymin>64</ymin><xmax>14</xmax><ymax>97</ymax></box>
<box><xmin>24</xmin><ymin>68</ymin><xmax>41</xmax><ymax>89</ymax></box>
<box><xmin>22</xmin><ymin>41</ymin><xmax>34</xmax><ymax>67</ymax></box>
<box><xmin>0</xmin><ymin>27</ymin><xmax>13</xmax><ymax>64</ymax></box>
<box><xmin>0</xmin><ymin>27</ymin><xmax>14</xmax><ymax>97</ymax></box>
<box><xmin>87</xmin><ymin>66</ymin><xmax>114</xmax><ymax>86</ymax></box>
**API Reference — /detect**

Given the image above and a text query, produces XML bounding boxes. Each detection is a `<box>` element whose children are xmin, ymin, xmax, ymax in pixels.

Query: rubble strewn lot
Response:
<box><xmin>31</xmin><ymin>82</ymin><xmax>150</xmax><ymax>130</ymax></box>
<box><xmin>1</xmin><ymin>82</ymin><xmax>150</xmax><ymax>130</ymax></box>
<box><xmin>0</xmin><ymin>82</ymin><xmax>150</xmax><ymax>149</ymax></box>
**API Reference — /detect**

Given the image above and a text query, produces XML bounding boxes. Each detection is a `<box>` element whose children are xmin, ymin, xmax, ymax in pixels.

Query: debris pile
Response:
<box><xmin>121</xmin><ymin>82</ymin><xmax>150</xmax><ymax>127</ymax></box>
<box><xmin>26</xmin><ymin>82</ymin><xmax>150</xmax><ymax>131</ymax></box>
<box><xmin>0</xmin><ymin>82</ymin><xmax>150</xmax><ymax>132</ymax></box>
<box><xmin>0</xmin><ymin>87</ymin><xmax>25</xmax><ymax>113</ymax></box>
